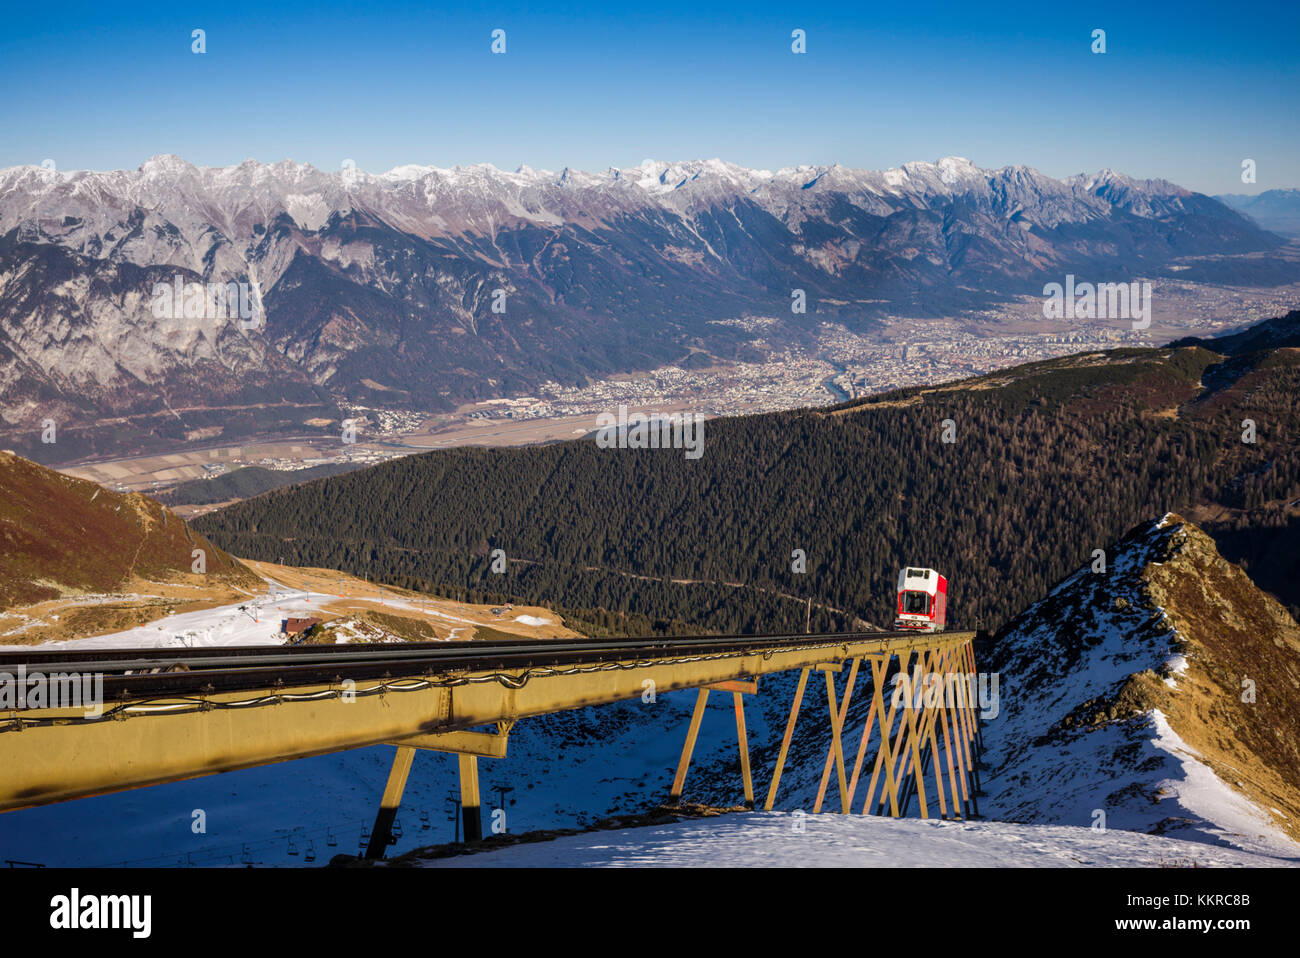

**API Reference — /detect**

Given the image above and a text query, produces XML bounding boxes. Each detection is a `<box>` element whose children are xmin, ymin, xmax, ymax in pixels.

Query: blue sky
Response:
<box><xmin>2</xmin><ymin>0</ymin><xmax>1296</xmax><ymax>194</ymax></box>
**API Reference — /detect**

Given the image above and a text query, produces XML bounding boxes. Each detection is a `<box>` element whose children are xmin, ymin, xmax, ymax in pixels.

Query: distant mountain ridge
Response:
<box><xmin>1216</xmin><ymin>189</ymin><xmax>1300</xmax><ymax>238</ymax></box>
<box><xmin>1</xmin><ymin>155</ymin><xmax>1287</xmax><ymax>461</ymax></box>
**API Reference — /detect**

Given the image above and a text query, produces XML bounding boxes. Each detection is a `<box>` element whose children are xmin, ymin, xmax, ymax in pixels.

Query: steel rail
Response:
<box><xmin>0</xmin><ymin>630</ymin><xmax>942</xmax><ymax>677</ymax></box>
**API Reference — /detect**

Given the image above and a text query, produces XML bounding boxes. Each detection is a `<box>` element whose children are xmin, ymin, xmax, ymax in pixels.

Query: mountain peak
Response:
<box><xmin>984</xmin><ymin>513</ymin><xmax>1300</xmax><ymax>856</ymax></box>
<box><xmin>138</xmin><ymin>153</ymin><xmax>195</xmax><ymax>176</ymax></box>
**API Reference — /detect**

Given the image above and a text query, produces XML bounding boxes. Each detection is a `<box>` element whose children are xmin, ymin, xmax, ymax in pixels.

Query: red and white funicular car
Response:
<box><xmin>894</xmin><ymin>567</ymin><xmax>948</xmax><ymax>632</ymax></box>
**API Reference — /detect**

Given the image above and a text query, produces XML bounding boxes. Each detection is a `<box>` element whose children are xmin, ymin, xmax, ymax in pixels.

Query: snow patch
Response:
<box><xmin>1147</xmin><ymin>710</ymin><xmax>1295</xmax><ymax>858</ymax></box>
<box><xmin>1162</xmin><ymin>654</ymin><xmax>1188</xmax><ymax>688</ymax></box>
<box><xmin>284</xmin><ymin>193</ymin><xmax>330</xmax><ymax>231</ymax></box>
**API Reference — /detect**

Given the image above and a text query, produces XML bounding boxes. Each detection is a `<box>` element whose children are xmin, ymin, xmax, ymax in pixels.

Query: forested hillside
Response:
<box><xmin>159</xmin><ymin>462</ymin><xmax>362</xmax><ymax>508</ymax></box>
<box><xmin>195</xmin><ymin>314</ymin><xmax>1300</xmax><ymax>634</ymax></box>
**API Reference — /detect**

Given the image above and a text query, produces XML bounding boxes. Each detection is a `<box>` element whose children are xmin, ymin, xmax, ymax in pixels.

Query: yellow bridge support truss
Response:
<box><xmin>0</xmin><ymin>631</ymin><xmax>981</xmax><ymax>849</ymax></box>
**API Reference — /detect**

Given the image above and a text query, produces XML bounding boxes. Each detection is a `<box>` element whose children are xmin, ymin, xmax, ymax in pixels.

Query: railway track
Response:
<box><xmin>0</xmin><ymin>631</ymin><xmax>957</xmax><ymax>699</ymax></box>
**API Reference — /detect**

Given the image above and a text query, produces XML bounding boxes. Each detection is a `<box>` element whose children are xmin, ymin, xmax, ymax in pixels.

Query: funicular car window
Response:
<box><xmin>903</xmin><ymin>591</ymin><xmax>929</xmax><ymax>614</ymax></box>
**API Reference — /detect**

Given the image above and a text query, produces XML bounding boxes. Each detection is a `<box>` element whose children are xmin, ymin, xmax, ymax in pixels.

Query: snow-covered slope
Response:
<box><xmin>406</xmin><ymin>810</ymin><xmax>1294</xmax><ymax>868</ymax></box>
<box><xmin>980</xmin><ymin>514</ymin><xmax>1300</xmax><ymax>858</ymax></box>
<box><xmin>0</xmin><ymin>582</ymin><xmax>467</xmax><ymax>651</ymax></box>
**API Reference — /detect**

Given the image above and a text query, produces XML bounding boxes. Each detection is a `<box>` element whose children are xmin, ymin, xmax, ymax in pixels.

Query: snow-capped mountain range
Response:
<box><xmin>0</xmin><ymin>155</ymin><xmax>1284</xmax><ymax>460</ymax></box>
<box><xmin>0</xmin><ymin>154</ymin><xmax>1207</xmax><ymax>225</ymax></box>
<box><xmin>1</xmin><ymin>154</ymin><xmax>1258</xmax><ymax>250</ymax></box>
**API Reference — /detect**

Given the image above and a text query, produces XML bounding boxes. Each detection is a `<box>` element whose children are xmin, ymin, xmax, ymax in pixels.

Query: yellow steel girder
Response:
<box><xmin>0</xmin><ymin>632</ymin><xmax>974</xmax><ymax>812</ymax></box>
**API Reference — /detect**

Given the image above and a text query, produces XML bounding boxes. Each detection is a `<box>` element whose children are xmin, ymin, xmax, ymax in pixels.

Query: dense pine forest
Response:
<box><xmin>196</xmin><ymin>316</ymin><xmax>1300</xmax><ymax>635</ymax></box>
<box><xmin>159</xmin><ymin>462</ymin><xmax>360</xmax><ymax>507</ymax></box>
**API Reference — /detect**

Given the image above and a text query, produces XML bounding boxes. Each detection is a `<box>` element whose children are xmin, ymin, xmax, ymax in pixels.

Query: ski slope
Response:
<box><xmin>0</xmin><ymin>579</ymin><xmax>537</xmax><ymax>651</ymax></box>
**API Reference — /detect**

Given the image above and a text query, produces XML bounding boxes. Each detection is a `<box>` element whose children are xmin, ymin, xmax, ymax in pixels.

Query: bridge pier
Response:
<box><xmin>363</xmin><ymin>724</ymin><xmax>512</xmax><ymax>859</ymax></box>
<box><xmin>794</xmin><ymin>638</ymin><xmax>986</xmax><ymax>823</ymax></box>
<box><xmin>364</xmin><ymin>745</ymin><xmax>417</xmax><ymax>859</ymax></box>
<box><xmin>764</xmin><ymin>667</ymin><xmax>810</xmax><ymax>811</ymax></box>
<box><xmin>693</xmin><ymin>638</ymin><xmax>987</xmax><ymax>823</ymax></box>
<box><xmin>813</xmin><ymin>659</ymin><xmax>860</xmax><ymax>813</ymax></box>
<box><xmin>459</xmin><ymin>754</ymin><xmax>482</xmax><ymax>842</ymax></box>
<box><xmin>962</xmin><ymin>640</ymin><xmax>985</xmax><ymax>816</ymax></box>
<box><xmin>670</xmin><ymin>680</ymin><xmax>757</xmax><ymax>808</ymax></box>
<box><xmin>853</xmin><ymin>654</ymin><xmax>902</xmax><ymax>816</ymax></box>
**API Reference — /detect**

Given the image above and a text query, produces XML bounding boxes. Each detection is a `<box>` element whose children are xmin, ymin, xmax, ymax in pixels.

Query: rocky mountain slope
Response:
<box><xmin>1</xmin><ymin>156</ymin><xmax>1285</xmax><ymax>460</ymax></box>
<box><xmin>980</xmin><ymin>514</ymin><xmax>1300</xmax><ymax>857</ymax></box>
